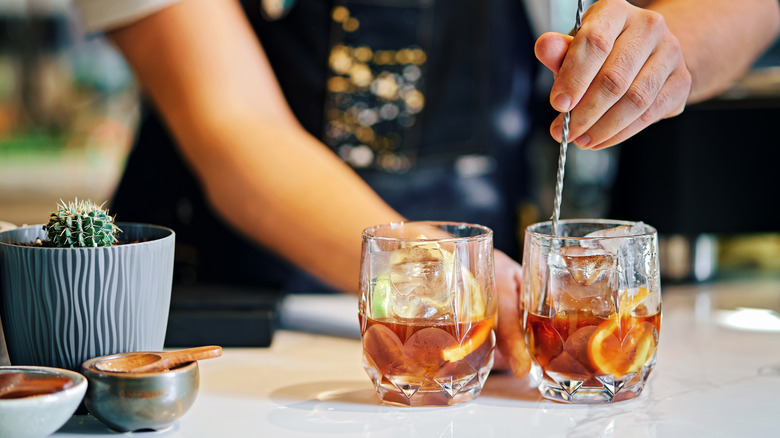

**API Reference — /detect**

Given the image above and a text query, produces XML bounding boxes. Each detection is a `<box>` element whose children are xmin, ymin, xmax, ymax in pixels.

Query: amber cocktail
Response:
<box><xmin>359</xmin><ymin>221</ymin><xmax>496</xmax><ymax>406</ymax></box>
<box><xmin>522</xmin><ymin>220</ymin><xmax>661</xmax><ymax>403</ymax></box>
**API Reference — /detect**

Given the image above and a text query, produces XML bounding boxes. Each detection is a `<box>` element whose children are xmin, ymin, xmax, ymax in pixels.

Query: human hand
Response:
<box><xmin>535</xmin><ymin>0</ymin><xmax>692</xmax><ymax>150</ymax></box>
<box><xmin>493</xmin><ymin>249</ymin><xmax>531</xmax><ymax>379</ymax></box>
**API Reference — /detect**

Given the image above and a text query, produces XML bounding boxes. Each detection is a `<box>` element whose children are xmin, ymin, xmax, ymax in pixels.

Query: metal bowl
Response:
<box><xmin>0</xmin><ymin>366</ymin><xmax>87</xmax><ymax>438</ymax></box>
<box><xmin>81</xmin><ymin>353</ymin><xmax>199</xmax><ymax>432</ymax></box>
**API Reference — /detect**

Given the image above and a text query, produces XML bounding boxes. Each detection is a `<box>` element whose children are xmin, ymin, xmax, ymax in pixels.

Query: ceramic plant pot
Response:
<box><xmin>0</xmin><ymin>223</ymin><xmax>175</xmax><ymax>371</ymax></box>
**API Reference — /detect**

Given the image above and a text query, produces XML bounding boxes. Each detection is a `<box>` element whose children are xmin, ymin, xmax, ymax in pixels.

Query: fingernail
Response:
<box><xmin>553</xmin><ymin>94</ymin><xmax>571</xmax><ymax>112</ymax></box>
<box><xmin>574</xmin><ymin>134</ymin><xmax>591</xmax><ymax>148</ymax></box>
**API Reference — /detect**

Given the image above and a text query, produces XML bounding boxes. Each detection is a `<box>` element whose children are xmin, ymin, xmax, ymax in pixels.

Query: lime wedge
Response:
<box><xmin>371</xmin><ymin>274</ymin><xmax>393</xmax><ymax>319</ymax></box>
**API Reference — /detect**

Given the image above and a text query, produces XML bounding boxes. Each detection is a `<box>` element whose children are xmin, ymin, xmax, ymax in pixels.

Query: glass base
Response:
<box><xmin>536</xmin><ymin>364</ymin><xmax>653</xmax><ymax>404</ymax></box>
<box><xmin>539</xmin><ymin>379</ymin><xmax>646</xmax><ymax>404</ymax></box>
<box><xmin>364</xmin><ymin>356</ymin><xmax>492</xmax><ymax>407</ymax></box>
<box><xmin>373</xmin><ymin>381</ymin><xmax>484</xmax><ymax>407</ymax></box>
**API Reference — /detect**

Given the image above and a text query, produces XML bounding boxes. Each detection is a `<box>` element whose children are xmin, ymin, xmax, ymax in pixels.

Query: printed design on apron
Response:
<box><xmin>323</xmin><ymin>1</ymin><xmax>434</xmax><ymax>173</ymax></box>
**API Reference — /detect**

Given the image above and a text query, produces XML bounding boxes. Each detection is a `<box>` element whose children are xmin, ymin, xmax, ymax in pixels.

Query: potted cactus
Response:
<box><xmin>44</xmin><ymin>199</ymin><xmax>121</xmax><ymax>247</ymax></box>
<box><xmin>0</xmin><ymin>199</ymin><xmax>175</xmax><ymax>371</ymax></box>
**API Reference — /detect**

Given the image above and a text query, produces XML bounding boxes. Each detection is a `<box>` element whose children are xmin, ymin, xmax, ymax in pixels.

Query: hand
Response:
<box><xmin>535</xmin><ymin>0</ymin><xmax>692</xmax><ymax>150</ymax></box>
<box><xmin>493</xmin><ymin>249</ymin><xmax>531</xmax><ymax>379</ymax></box>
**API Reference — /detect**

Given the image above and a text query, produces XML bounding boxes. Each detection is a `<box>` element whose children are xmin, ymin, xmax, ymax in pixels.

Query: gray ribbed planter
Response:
<box><xmin>0</xmin><ymin>223</ymin><xmax>175</xmax><ymax>372</ymax></box>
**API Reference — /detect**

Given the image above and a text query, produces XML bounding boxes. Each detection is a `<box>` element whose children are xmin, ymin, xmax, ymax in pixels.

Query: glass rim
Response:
<box><xmin>362</xmin><ymin>220</ymin><xmax>493</xmax><ymax>243</ymax></box>
<box><xmin>525</xmin><ymin>219</ymin><xmax>657</xmax><ymax>240</ymax></box>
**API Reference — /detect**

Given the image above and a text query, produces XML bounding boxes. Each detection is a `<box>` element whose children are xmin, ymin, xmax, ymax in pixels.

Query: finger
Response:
<box><xmin>549</xmin><ymin>113</ymin><xmax>566</xmax><ymax>143</ymax></box>
<box><xmin>494</xmin><ymin>255</ymin><xmax>530</xmax><ymax>379</ymax></box>
<box><xmin>565</xmin><ymin>12</ymin><xmax>666</xmax><ymax>146</ymax></box>
<box><xmin>550</xmin><ymin>2</ymin><xmax>628</xmax><ymax>112</ymax></box>
<box><xmin>535</xmin><ymin>32</ymin><xmax>573</xmax><ymax>76</ymax></box>
<box><xmin>589</xmin><ymin>65</ymin><xmax>691</xmax><ymax>150</ymax></box>
<box><xmin>574</xmin><ymin>28</ymin><xmax>677</xmax><ymax>149</ymax></box>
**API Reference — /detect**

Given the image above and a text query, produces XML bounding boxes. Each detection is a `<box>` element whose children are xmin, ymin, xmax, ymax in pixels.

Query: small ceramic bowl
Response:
<box><xmin>81</xmin><ymin>353</ymin><xmax>199</xmax><ymax>432</ymax></box>
<box><xmin>0</xmin><ymin>366</ymin><xmax>87</xmax><ymax>438</ymax></box>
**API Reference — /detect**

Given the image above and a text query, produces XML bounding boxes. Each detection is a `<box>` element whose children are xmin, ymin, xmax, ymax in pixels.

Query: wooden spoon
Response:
<box><xmin>94</xmin><ymin>345</ymin><xmax>222</xmax><ymax>373</ymax></box>
<box><xmin>0</xmin><ymin>372</ymin><xmax>74</xmax><ymax>399</ymax></box>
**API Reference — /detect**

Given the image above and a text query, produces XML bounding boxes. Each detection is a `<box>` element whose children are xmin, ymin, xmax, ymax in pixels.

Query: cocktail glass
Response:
<box><xmin>522</xmin><ymin>219</ymin><xmax>661</xmax><ymax>403</ymax></box>
<box><xmin>359</xmin><ymin>221</ymin><xmax>496</xmax><ymax>406</ymax></box>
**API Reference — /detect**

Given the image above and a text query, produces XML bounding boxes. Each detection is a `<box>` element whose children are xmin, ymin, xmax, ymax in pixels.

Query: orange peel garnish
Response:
<box><xmin>442</xmin><ymin>320</ymin><xmax>493</xmax><ymax>362</ymax></box>
<box><xmin>619</xmin><ymin>287</ymin><xmax>653</xmax><ymax>317</ymax></box>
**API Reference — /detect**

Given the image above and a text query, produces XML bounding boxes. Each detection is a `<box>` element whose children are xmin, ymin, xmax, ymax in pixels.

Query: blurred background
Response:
<box><xmin>0</xmin><ymin>0</ymin><xmax>778</xmax><ymax>285</ymax></box>
<box><xmin>0</xmin><ymin>0</ymin><xmax>137</xmax><ymax>227</ymax></box>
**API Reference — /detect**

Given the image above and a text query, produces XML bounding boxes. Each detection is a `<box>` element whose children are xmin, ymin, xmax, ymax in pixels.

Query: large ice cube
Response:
<box><xmin>560</xmin><ymin>246</ymin><xmax>615</xmax><ymax>287</ymax></box>
<box><xmin>388</xmin><ymin>245</ymin><xmax>452</xmax><ymax>319</ymax></box>
<box><xmin>549</xmin><ymin>246</ymin><xmax>616</xmax><ymax>317</ymax></box>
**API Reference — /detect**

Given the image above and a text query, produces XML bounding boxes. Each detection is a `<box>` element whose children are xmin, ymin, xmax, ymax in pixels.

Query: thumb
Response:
<box><xmin>534</xmin><ymin>32</ymin><xmax>573</xmax><ymax>76</ymax></box>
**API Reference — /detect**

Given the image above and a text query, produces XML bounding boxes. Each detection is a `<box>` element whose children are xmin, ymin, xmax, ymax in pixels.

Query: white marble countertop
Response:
<box><xmin>53</xmin><ymin>277</ymin><xmax>780</xmax><ymax>437</ymax></box>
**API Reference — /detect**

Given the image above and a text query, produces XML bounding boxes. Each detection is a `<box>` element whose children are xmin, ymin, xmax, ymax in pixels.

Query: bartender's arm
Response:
<box><xmin>535</xmin><ymin>0</ymin><xmax>780</xmax><ymax>150</ymax></box>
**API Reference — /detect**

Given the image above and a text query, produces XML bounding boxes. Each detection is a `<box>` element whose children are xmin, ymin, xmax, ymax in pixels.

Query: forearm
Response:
<box><xmin>639</xmin><ymin>0</ymin><xmax>780</xmax><ymax>102</ymax></box>
<box><xmin>185</xmin><ymin>113</ymin><xmax>402</xmax><ymax>294</ymax></box>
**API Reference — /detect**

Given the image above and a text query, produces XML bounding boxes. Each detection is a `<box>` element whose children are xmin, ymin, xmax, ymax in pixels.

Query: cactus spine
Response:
<box><xmin>45</xmin><ymin>199</ymin><xmax>121</xmax><ymax>248</ymax></box>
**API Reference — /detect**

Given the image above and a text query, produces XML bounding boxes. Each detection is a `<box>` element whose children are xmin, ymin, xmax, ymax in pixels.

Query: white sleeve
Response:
<box><xmin>73</xmin><ymin>0</ymin><xmax>182</xmax><ymax>32</ymax></box>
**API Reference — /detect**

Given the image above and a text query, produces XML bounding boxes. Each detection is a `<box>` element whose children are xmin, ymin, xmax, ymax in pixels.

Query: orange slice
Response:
<box><xmin>588</xmin><ymin>319</ymin><xmax>656</xmax><ymax>376</ymax></box>
<box><xmin>442</xmin><ymin>320</ymin><xmax>493</xmax><ymax>362</ymax></box>
<box><xmin>587</xmin><ymin>317</ymin><xmax>621</xmax><ymax>374</ymax></box>
<box><xmin>619</xmin><ymin>322</ymin><xmax>656</xmax><ymax>374</ymax></box>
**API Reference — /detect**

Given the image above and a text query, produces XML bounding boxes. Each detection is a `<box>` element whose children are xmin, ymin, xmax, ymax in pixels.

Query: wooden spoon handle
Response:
<box><xmin>166</xmin><ymin>345</ymin><xmax>223</xmax><ymax>362</ymax></box>
<box><xmin>134</xmin><ymin>345</ymin><xmax>223</xmax><ymax>373</ymax></box>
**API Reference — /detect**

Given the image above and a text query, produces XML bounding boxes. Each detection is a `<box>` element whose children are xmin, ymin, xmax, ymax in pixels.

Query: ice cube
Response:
<box><xmin>549</xmin><ymin>246</ymin><xmax>617</xmax><ymax>317</ymax></box>
<box><xmin>584</xmin><ymin>224</ymin><xmax>644</xmax><ymax>254</ymax></box>
<box><xmin>388</xmin><ymin>246</ymin><xmax>452</xmax><ymax>319</ymax></box>
<box><xmin>560</xmin><ymin>246</ymin><xmax>615</xmax><ymax>287</ymax></box>
<box><xmin>390</xmin><ymin>246</ymin><xmax>447</xmax><ymax>295</ymax></box>
<box><xmin>585</xmin><ymin>224</ymin><xmax>641</xmax><ymax>239</ymax></box>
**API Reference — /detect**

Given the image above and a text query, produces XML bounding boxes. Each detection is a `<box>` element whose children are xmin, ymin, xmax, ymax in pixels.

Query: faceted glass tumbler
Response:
<box><xmin>522</xmin><ymin>219</ymin><xmax>662</xmax><ymax>403</ymax></box>
<box><xmin>359</xmin><ymin>221</ymin><xmax>497</xmax><ymax>406</ymax></box>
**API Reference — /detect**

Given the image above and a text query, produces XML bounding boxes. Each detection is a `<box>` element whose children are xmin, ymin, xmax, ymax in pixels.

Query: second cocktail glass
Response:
<box><xmin>359</xmin><ymin>221</ymin><xmax>496</xmax><ymax>407</ymax></box>
<box><xmin>522</xmin><ymin>219</ymin><xmax>662</xmax><ymax>403</ymax></box>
